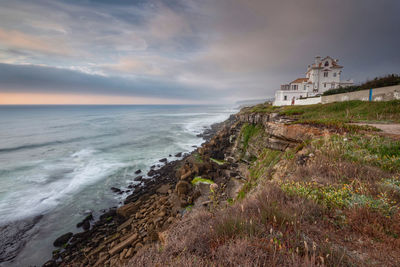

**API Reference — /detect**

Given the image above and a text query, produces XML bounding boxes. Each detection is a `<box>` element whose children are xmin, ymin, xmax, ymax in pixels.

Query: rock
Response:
<box><xmin>169</xmin><ymin>154</ymin><xmax>172</xmax><ymax>157</ymax></box>
<box><xmin>159</xmin><ymin>158</ymin><xmax>167</xmax><ymax>163</ymax></box>
<box><xmin>134</xmin><ymin>176</ymin><xmax>143</xmax><ymax>182</ymax></box>
<box><xmin>175</xmin><ymin>152</ymin><xmax>182</xmax><ymax>157</ymax></box>
<box><xmin>53</xmin><ymin>232</ymin><xmax>73</xmax><ymax>247</ymax></box>
<box><xmin>94</xmin><ymin>254</ymin><xmax>109</xmax><ymax>267</ymax></box>
<box><xmin>147</xmin><ymin>169</ymin><xmax>157</xmax><ymax>176</ymax></box>
<box><xmin>180</xmin><ymin>170</ymin><xmax>192</xmax><ymax>180</ymax></box>
<box><xmin>150</xmin><ymin>165</ymin><xmax>156</xmax><ymax>169</ymax></box>
<box><xmin>175</xmin><ymin>180</ymin><xmax>190</xmax><ymax>196</ymax></box>
<box><xmin>117</xmin><ymin>201</ymin><xmax>141</xmax><ymax>219</ymax></box>
<box><xmin>76</xmin><ymin>213</ymin><xmax>93</xmax><ymax>230</ymax></box>
<box><xmin>156</xmin><ymin>184</ymin><xmax>171</xmax><ymax>194</ymax></box>
<box><xmin>119</xmin><ymin>248</ymin><xmax>128</xmax><ymax>260</ymax></box>
<box><xmin>111</xmin><ymin>187</ymin><xmax>121</xmax><ymax>193</ymax></box>
<box><xmin>125</xmin><ymin>247</ymin><xmax>133</xmax><ymax>258</ymax></box>
<box><xmin>135</xmin><ymin>242</ymin><xmax>143</xmax><ymax>251</ymax></box>
<box><xmin>158</xmin><ymin>231</ymin><xmax>168</xmax><ymax>246</ymax></box>
<box><xmin>135</xmin><ymin>169</ymin><xmax>142</xmax><ymax>174</ymax></box>
<box><xmin>42</xmin><ymin>260</ymin><xmax>57</xmax><ymax>267</ymax></box>
<box><xmin>109</xmin><ymin>233</ymin><xmax>138</xmax><ymax>256</ymax></box>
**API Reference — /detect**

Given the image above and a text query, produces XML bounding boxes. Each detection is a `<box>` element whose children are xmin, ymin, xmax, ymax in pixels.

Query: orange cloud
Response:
<box><xmin>0</xmin><ymin>92</ymin><xmax>198</xmax><ymax>105</ymax></box>
<box><xmin>0</xmin><ymin>28</ymin><xmax>71</xmax><ymax>55</ymax></box>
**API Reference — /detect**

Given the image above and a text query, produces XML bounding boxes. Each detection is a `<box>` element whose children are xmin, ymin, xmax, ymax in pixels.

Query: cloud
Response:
<box><xmin>0</xmin><ymin>0</ymin><xmax>399</xmax><ymax>103</ymax></box>
<box><xmin>0</xmin><ymin>28</ymin><xmax>71</xmax><ymax>56</ymax></box>
<box><xmin>0</xmin><ymin>63</ymin><xmax>227</xmax><ymax>102</ymax></box>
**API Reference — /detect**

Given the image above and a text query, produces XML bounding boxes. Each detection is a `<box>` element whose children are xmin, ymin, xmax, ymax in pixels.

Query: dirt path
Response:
<box><xmin>352</xmin><ymin>123</ymin><xmax>400</xmax><ymax>139</ymax></box>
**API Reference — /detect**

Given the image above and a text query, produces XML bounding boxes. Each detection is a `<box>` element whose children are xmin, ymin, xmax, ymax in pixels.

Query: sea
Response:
<box><xmin>0</xmin><ymin>105</ymin><xmax>235</xmax><ymax>266</ymax></box>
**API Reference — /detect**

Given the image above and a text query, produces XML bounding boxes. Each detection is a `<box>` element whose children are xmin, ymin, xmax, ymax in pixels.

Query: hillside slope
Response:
<box><xmin>127</xmin><ymin>101</ymin><xmax>400</xmax><ymax>266</ymax></box>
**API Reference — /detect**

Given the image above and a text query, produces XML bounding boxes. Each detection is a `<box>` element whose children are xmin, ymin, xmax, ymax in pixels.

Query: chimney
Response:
<box><xmin>315</xmin><ymin>56</ymin><xmax>321</xmax><ymax>65</ymax></box>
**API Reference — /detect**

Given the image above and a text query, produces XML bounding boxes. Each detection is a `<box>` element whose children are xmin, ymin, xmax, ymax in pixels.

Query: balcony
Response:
<box><xmin>280</xmin><ymin>84</ymin><xmax>290</xmax><ymax>90</ymax></box>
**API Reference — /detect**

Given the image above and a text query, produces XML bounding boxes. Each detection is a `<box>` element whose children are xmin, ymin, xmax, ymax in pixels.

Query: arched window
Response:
<box><xmin>324</xmin><ymin>61</ymin><xmax>329</xmax><ymax>67</ymax></box>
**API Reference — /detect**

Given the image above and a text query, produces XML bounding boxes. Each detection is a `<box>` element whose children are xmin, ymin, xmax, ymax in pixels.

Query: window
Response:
<box><xmin>325</xmin><ymin>61</ymin><xmax>329</xmax><ymax>66</ymax></box>
<box><xmin>304</xmin><ymin>85</ymin><xmax>307</xmax><ymax>90</ymax></box>
<box><xmin>324</xmin><ymin>72</ymin><xmax>328</xmax><ymax>77</ymax></box>
<box><xmin>284</xmin><ymin>95</ymin><xmax>287</xmax><ymax>100</ymax></box>
<box><xmin>324</xmin><ymin>83</ymin><xmax>326</xmax><ymax>88</ymax></box>
<box><xmin>292</xmin><ymin>84</ymin><xmax>298</xmax><ymax>90</ymax></box>
<box><xmin>333</xmin><ymin>72</ymin><xmax>337</xmax><ymax>77</ymax></box>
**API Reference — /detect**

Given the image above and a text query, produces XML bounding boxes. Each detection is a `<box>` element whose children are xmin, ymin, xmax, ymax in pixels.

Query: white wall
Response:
<box><xmin>294</xmin><ymin>96</ymin><xmax>322</xmax><ymax>105</ymax></box>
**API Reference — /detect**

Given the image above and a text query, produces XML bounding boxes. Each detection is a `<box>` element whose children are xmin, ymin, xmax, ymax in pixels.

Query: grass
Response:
<box><xmin>193</xmin><ymin>153</ymin><xmax>204</xmax><ymax>163</ymax></box>
<box><xmin>237</xmin><ymin>148</ymin><xmax>282</xmax><ymax>200</ymax></box>
<box><xmin>240</xmin><ymin>123</ymin><xmax>262</xmax><ymax>153</ymax></box>
<box><xmin>314</xmin><ymin>134</ymin><xmax>400</xmax><ymax>172</ymax></box>
<box><xmin>127</xmin><ymin>113</ymin><xmax>400</xmax><ymax>266</ymax></box>
<box><xmin>280</xmin><ymin>100</ymin><xmax>400</xmax><ymax>123</ymax></box>
<box><xmin>241</xmin><ymin>100</ymin><xmax>400</xmax><ymax>129</ymax></box>
<box><xmin>210</xmin><ymin>158</ymin><xmax>227</xmax><ymax>165</ymax></box>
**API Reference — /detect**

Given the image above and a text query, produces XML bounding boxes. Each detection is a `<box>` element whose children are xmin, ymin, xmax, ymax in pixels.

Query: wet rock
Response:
<box><xmin>53</xmin><ymin>232</ymin><xmax>73</xmax><ymax>247</ymax></box>
<box><xmin>159</xmin><ymin>158</ymin><xmax>167</xmax><ymax>163</ymax></box>
<box><xmin>43</xmin><ymin>259</ymin><xmax>57</xmax><ymax>267</ymax></box>
<box><xmin>110</xmin><ymin>187</ymin><xmax>121</xmax><ymax>193</ymax></box>
<box><xmin>174</xmin><ymin>152</ymin><xmax>182</xmax><ymax>157</ymax></box>
<box><xmin>76</xmin><ymin>214</ymin><xmax>93</xmax><ymax>230</ymax></box>
<box><xmin>147</xmin><ymin>169</ymin><xmax>157</xmax><ymax>176</ymax></box>
<box><xmin>135</xmin><ymin>169</ymin><xmax>142</xmax><ymax>174</ymax></box>
<box><xmin>134</xmin><ymin>176</ymin><xmax>143</xmax><ymax>182</ymax></box>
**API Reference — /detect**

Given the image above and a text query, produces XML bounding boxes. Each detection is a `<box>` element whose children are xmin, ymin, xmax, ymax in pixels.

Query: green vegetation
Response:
<box><xmin>323</xmin><ymin>74</ymin><xmax>400</xmax><ymax>96</ymax></box>
<box><xmin>210</xmin><ymin>158</ymin><xmax>227</xmax><ymax>165</ymax></box>
<box><xmin>280</xmin><ymin>100</ymin><xmax>400</xmax><ymax>123</ymax></box>
<box><xmin>314</xmin><ymin>134</ymin><xmax>400</xmax><ymax>172</ymax></box>
<box><xmin>193</xmin><ymin>153</ymin><xmax>204</xmax><ymax>163</ymax></box>
<box><xmin>242</xmin><ymin>100</ymin><xmax>400</xmax><ymax>131</ymax></box>
<box><xmin>240</xmin><ymin>123</ymin><xmax>262</xmax><ymax>152</ymax></box>
<box><xmin>249</xmin><ymin>103</ymin><xmax>280</xmax><ymax>113</ymax></box>
<box><xmin>280</xmin><ymin>181</ymin><xmax>395</xmax><ymax>215</ymax></box>
<box><xmin>191</xmin><ymin>176</ymin><xmax>214</xmax><ymax>186</ymax></box>
<box><xmin>237</xmin><ymin>148</ymin><xmax>282</xmax><ymax>200</ymax></box>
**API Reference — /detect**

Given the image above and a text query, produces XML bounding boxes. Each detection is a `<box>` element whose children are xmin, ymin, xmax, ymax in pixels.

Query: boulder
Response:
<box><xmin>175</xmin><ymin>152</ymin><xmax>182</xmax><ymax>157</ymax></box>
<box><xmin>134</xmin><ymin>169</ymin><xmax>142</xmax><ymax>174</ymax></box>
<box><xmin>175</xmin><ymin>180</ymin><xmax>190</xmax><ymax>196</ymax></box>
<box><xmin>156</xmin><ymin>184</ymin><xmax>171</xmax><ymax>194</ymax></box>
<box><xmin>133</xmin><ymin>176</ymin><xmax>143</xmax><ymax>182</ymax></box>
<box><xmin>159</xmin><ymin>158</ymin><xmax>167</xmax><ymax>163</ymax></box>
<box><xmin>117</xmin><ymin>201</ymin><xmax>141</xmax><ymax>219</ymax></box>
<box><xmin>53</xmin><ymin>232</ymin><xmax>73</xmax><ymax>247</ymax></box>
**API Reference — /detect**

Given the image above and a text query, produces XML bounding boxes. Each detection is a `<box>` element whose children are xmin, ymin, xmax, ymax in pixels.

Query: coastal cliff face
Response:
<box><xmin>45</xmin><ymin>106</ymin><xmax>400</xmax><ymax>267</ymax></box>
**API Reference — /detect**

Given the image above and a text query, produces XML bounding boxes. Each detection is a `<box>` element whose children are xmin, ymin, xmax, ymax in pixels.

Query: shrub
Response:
<box><xmin>323</xmin><ymin>74</ymin><xmax>400</xmax><ymax>96</ymax></box>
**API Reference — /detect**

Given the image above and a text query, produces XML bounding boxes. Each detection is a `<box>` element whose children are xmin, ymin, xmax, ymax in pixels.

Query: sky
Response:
<box><xmin>0</xmin><ymin>0</ymin><xmax>399</xmax><ymax>105</ymax></box>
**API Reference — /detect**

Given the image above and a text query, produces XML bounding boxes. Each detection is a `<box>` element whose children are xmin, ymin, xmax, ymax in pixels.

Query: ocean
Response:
<box><xmin>0</xmin><ymin>105</ymin><xmax>235</xmax><ymax>266</ymax></box>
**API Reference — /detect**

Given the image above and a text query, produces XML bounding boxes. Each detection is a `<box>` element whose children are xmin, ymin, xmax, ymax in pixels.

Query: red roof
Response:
<box><xmin>291</xmin><ymin>78</ymin><xmax>309</xmax><ymax>84</ymax></box>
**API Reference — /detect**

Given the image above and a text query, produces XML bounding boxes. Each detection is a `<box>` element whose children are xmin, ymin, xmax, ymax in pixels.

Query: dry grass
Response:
<box><xmin>127</xmin><ymin>131</ymin><xmax>400</xmax><ymax>267</ymax></box>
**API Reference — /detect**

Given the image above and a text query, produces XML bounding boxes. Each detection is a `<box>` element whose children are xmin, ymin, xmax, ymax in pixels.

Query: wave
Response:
<box><xmin>0</xmin><ymin>133</ymin><xmax>116</xmax><ymax>154</ymax></box>
<box><xmin>0</xmin><ymin>154</ymin><xmax>126</xmax><ymax>223</ymax></box>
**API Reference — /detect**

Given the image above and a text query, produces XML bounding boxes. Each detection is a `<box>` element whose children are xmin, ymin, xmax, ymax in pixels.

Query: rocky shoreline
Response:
<box><xmin>42</xmin><ymin>115</ymin><xmax>237</xmax><ymax>267</ymax></box>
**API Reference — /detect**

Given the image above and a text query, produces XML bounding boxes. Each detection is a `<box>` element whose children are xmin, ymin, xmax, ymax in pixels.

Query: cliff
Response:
<box><xmin>45</xmin><ymin>101</ymin><xmax>400</xmax><ymax>266</ymax></box>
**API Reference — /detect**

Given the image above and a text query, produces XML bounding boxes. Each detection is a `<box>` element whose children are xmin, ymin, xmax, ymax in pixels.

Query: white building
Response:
<box><xmin>274</xmin><ymin>56</ymin><xmax>353</xmax><ymax>106</ymax></box>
